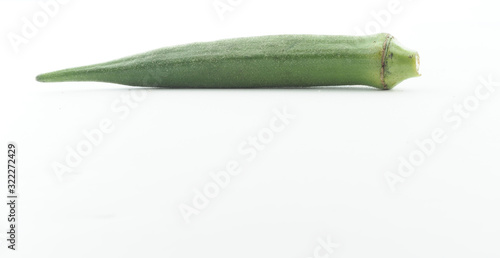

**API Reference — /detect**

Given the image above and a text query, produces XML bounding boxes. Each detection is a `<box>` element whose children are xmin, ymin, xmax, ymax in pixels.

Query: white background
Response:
<box><xmin>1</xmin><ymin>0</ymin><xmax>500</xmax><ymax>257</ymax></box>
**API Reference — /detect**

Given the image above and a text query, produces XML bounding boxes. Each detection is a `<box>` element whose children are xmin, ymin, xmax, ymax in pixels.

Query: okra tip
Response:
<box><xmin>36</xmin><ymin>66</ymin><xmax>89</xmax><ymax>83</ymax></box>
<box><xmin>35</xmin><ymin>73</ymin><xmax>48</xmax><ymax>82</ymax></box>
<box><xmin>36</xmin><ymin>71</ymin><xmax>60</xmax><ymax>83</ymax></box>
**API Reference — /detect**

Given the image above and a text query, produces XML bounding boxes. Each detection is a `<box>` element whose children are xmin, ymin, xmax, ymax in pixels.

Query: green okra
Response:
<box><xmin>36</xmin><ymin>33</ymin><xmax>420</xmax><ymax>90</ymax></box>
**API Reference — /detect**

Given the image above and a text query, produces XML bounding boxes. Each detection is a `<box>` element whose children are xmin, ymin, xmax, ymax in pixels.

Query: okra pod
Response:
<box><xmin>36</xmin><ymin>33</ymin><xmax>420</xmax><ymax>89</ymax></box>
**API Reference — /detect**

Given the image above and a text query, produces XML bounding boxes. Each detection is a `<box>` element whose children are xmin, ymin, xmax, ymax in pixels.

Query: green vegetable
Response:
<box><xmin>36</xmin><ymin>33</ymin><xmax>420</xmax><ymax>90</ymax></box>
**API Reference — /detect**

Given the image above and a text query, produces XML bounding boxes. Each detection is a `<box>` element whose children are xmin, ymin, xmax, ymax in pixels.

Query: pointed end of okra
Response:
<box><xmin>36</xmin><ymin>67</ymin><xmax>84</xmax><ymax>83</ymax></box>
<box><xmin>35</xmin><ymin>73</ymin><xmax>48</xmax><ymax>82</ymax></box>
<box><xmin>383</xmin><ymin>35</ymin><xmax>421</xmax><ymax>90</ymax></box>
<box><xmin>36</xmin><ymin>71</ymin><xmax>63</xmax><ymax>82</ymax></box>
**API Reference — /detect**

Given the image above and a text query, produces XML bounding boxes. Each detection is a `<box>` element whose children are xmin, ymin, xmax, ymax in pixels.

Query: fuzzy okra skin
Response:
<box><xmin>36</xmin><ymin>33</ymin><xmax>420</xmax><ymax>89</ymax></box>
